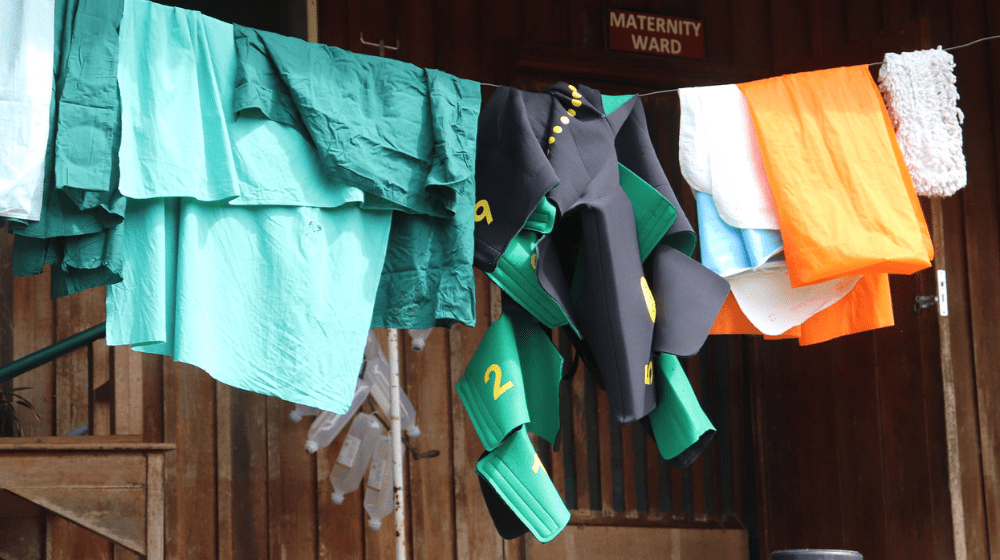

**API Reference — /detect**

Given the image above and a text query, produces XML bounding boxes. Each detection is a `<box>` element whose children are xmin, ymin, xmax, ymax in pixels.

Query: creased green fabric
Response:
<box><xmin>54</xmin><ymin>0</ymin><xmax>124</xmax><ymax>211</ymax></box>
<box><xmin>233</xmin><ymin>25</ymin><xmax>479</xmax><ymax>328</ymax></box>
<box><xmin>10</xmin><ymin>0</ymin><xmax>125</xmax><ymax>298</ymax></box>
<box><xmin>107</xmin><ymin>0</ymin><xmax>395</xmax><ymax>414</ymax></box>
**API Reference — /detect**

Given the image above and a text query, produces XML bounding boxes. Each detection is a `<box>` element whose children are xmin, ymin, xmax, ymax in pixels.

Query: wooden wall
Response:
<box><xmin>4</xmin><ymin>0</ymin><xmax>1000</xmax><ymax>559</ymax></box>
<box><xmin>744</xmin><ymin>3</ymin><xmax>1000</xmax><ymax>560</ymax></box>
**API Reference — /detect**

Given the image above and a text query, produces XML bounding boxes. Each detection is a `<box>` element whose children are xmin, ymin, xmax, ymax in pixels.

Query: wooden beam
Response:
<box><xmin>0</xmin><ymin>442</ymin><xmax>173</xmax><ymax>556</ymax></box>
<box><xmin>524</xmin><ymin>525</ymin><xmax>748</xmax><ymax>559</ymax></box>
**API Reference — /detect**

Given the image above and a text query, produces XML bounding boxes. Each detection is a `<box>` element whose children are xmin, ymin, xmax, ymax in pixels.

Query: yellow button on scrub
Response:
<box><xmin>571</xmin><ymin>99</ymin><xmax>582</xmax><ymax>107</ymax></box>
<box><xmin>560</xmin><ymin>116</ymin><xmax>569</xmax><ymax>125</ymax></box>
<box><xmin>553</xmin><ymin>125</ymin><xmax>563</xmax><ymax>134</ymax></box>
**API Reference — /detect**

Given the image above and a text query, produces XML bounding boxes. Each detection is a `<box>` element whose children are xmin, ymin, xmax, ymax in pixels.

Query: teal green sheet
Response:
<box><xmin>10</xmin><ymin>0</ymin><xmax>126</xmax><ymax>298</ymax></box>
<box><xmin>107</xmin><ymin>0</ymin><xmax>393</xmax><ymax>413</ymax></box>
<box><xmin>234</xmin><ymin>25</ymin><xmax>479</xmax><ymax>329</ymax></box>
<box><xmin>106</xmin><ymin>198</ymin><xmax>391</xmax><ymax>413</ymax></box>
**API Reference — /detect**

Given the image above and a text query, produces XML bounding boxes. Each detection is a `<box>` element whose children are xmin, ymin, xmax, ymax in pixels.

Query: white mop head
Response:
<box><xmin>879</xmin><ymin>47</ymin><xmax>967</xmax><ymax>197</ymax></box>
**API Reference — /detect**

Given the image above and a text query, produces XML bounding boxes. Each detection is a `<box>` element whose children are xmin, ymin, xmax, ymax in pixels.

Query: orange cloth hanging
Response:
<box><xmin>711</xmin><ymin>65</ymin><xmax>925</xmax><ymax>344</ymax></box>
<box><xmin>709</xmin><ymin>273</ymin><xmax>894</xmax><ymax>345</ymax></box>
<box><xmin>737</xmin><ymin>65</ymin><xmax>933</xmax><ymax>288</ymax></box>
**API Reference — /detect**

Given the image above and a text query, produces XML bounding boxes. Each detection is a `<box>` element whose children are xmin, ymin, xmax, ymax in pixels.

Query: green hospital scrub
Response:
<box><xmin>11</xmin><ymin>0</ymin><xmax>126</xmax><ymax>298</ymax></box>
<box><xmin>107</xmin><ymin>0</ymin><xmax>392</xmax><ymax>413</ymax></box>
<box><xmin>234</xmin><ymin>26</ymin><xmax>480</xmax><ymax>328</ymax></box>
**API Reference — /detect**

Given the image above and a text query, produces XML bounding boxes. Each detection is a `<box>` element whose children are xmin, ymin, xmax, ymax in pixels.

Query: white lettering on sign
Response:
<box><xmin>609</xmin><ymin>10</ymin><xmax>702</xmax><ymax>36</ymax></box>
<box><xmin>630</xmin><ymin>35</ymin><xmax>682</xmax><ymax>54</ymax></box>
<box><xmin>608</xmin><ymin>9</ymin><xmax>705</xmax><ymax>59</ymax></box>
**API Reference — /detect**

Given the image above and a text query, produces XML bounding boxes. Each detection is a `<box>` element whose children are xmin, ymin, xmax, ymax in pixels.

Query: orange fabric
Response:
<box><xmin>710</xmin><ymin>293</ymin><xmax>800</xmax><ymax>339</ymax></box>
<box><xmin>797</xmin><ymin>274</ymin><xmax>894</xmax><ymax>345</ymax></box>
<box><xmin>710</xmin><ymin>273</ymin><xmax>894</xmax><ymax>345</ymax></box>
<box><xmin>737</xmin><ymin>66</ymin><xmax>933</xmax><ymax>289</ymax></box>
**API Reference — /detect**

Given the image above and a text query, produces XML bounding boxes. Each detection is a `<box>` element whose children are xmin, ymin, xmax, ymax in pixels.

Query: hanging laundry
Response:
<box><xmin>0</xmin><ymin>0</ymin><xmax>54</xmax><ymax>221</ymax></box>
<box><xmin>476</xmin><ymin>83</ymin><xmax>729</xmax><ymax>423</ymax></box>
<box><xmin>710</xmin><ymin>273</ymin><xmax>895</xmax><ymax>346</ymax></box>
<box><xmin>468</xmin><ymin>84</ymin><xmax>722</xmax><ymax>542</ymax></box>
<box><xmin>455</xmin><ymin>303</ymin><xmax>567</xmax><ymax>542</ymax></box>
<box><xmin>54</xmin><ymin>0</ymin><xmax>126</xmax><ymax>212</ymax></box>
<box><xmin>677</xmin><ymin>84</ymin><xmax>779</xmax><ymax>231</ymax></box>
<box><xmin>737</xmin><ymin>65</ymin><xmax>934</xmax><ymax>288</ymax></box>
<box><xmin>477</xmin><ymin>426</ymin><xmax>570</xmax><ymax>543</ymax></box>
<box><xmin>457</xmin><ymin>307</ymin><xmax>562</xmax><ymax>452</ymax></box>
<box><xmin>10</xmin><ymin>0</ymin><xmax>127</xmax><ymax>298</ymax></box>
<box><xmin>678</xmin><ymin>85</ymin><xmax>859</xmax><ymax>336</ymax></box>
<box><xmin>643</xmin><ymin>353</ymin><xmax>715</xmax><ymax>468</ymax></box>
<box><xmin>652</xmin><ymin>89</ymin><xmax>896</xmax><ymax>345</ymax></box>
<box><xmin>879</xmin><ymin>47</ymin><xmax>967</xmax><ymax>197</ymax></box>
<box><xmin>107</xmin><ymin>0</ymin><xmax>392</xmax><ymax>413</ymax></box>
<box><xmin>233</xmin><ymin>26</ymin><xmax>480</xmax><ymax>329</ymax></box>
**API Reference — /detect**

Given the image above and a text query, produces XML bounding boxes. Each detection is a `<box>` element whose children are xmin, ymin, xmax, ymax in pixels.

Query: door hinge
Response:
<box><xmin>937</xmin><ymin>269</ymin><xmax>949</xmax><ymax>317</ymax></box>
<box><xmin>915</xmin><ymin>270</ymin><xmax>949</xmax><ymax>316</ymax></box>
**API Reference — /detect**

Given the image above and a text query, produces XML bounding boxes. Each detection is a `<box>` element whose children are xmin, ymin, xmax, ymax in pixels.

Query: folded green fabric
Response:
<box><xmin>54</xmin><ymin>0</ymin><xmax>125</xmax><ymax>211</ymax></box>
<box><xmin>234</xmin><ymin>24</ymin><xmax>480</xmax><ymax>329</ymax></box>
<box><xmin>487</xmin><ymin>232</ymin><xmax>573</xmax><ymax>331</ymax></box>
<box><xmin>234</xmin><ymin>26</ymin><xmax>479</xmax><ymax>218</ymax></box>
<box><xmin>648</xmin><ymin>353</ymin><xmax>716</xmax><ymax>462</ymax></box>
<box><xmin>457</xmin><ymin>310</ymin><xmax>562</xmax><ymax>450</ymax></box>
<box><xmin>522</xmin><ymin>197</ymin><xmax>557</xmax><ymax>235</ymax></box>
<box><xmin>476</xmin><ymin>426</ymin><xmax>570</xmax><ymax>543</ymax></box>
<box><xmin>10</xmin><ymin>0</ymin><xmax>126</xmax><ymax>298</ymax></box>
<box><xmin>617</xmin><ymin>163</ymin><xmax>676</xmax><ymax>262</ymax></box>
<box><xmin>601</xmin><ymin>93</ymin><xmax>634</xmax><ymax>115</ymax></box>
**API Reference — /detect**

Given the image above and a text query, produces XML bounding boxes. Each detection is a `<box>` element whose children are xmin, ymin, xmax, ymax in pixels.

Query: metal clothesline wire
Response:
<box><xmin>479</xmin><ymin>32</ymin><xmax>1000</xmax><ymax>96</ymax></box>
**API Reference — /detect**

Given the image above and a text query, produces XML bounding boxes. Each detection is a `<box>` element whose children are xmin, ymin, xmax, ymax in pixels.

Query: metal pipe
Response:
<box><xmin>0</xmin><ymin>322</ymin><xmax>107</xmax><ymax>383</ymax></box>
<box><xmin>388</xmin><ymin>327</ymin><xmax>406</xmax><ymax>560</ymax></box>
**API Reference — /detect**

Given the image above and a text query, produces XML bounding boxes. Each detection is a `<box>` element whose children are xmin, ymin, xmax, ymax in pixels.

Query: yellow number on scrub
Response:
<box><xmin>532</xmin><ymin>453</ymin><xmax>547</xmax><ymax>475</ymax></box>
<box><xmin>644</xmin><ymin>361</ymin><xmax>654</xmax><ymax>385</ymax></box>
<box><xmin>475</xmin><ymin>200</ymin><xmax>494</xmax><ymax>224</ymax></box>
<box><xmin>484</xmin><ymin>364</ymin><xmax>513</xmax><ymax>400</ymax></box>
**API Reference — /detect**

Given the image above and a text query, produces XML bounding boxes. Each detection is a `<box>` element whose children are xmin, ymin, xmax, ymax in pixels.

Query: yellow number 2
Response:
<box><xmin>484</xmin><ymin>364</ymin><xmax>513</xmax><ymax>400</ymax></box>
<box><xmin>475</xmin><ymin>199</ymin><xmax>494</xmax><ymax>224</ymax></box>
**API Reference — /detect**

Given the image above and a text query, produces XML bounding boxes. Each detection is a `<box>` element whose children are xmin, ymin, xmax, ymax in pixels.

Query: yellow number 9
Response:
<box><xmin>475</xmin><ymin>200</ymin><xmax>494</xmax><ymax>224</ymax></box>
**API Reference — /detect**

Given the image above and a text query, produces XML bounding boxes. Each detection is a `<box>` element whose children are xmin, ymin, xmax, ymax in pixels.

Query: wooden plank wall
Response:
<box><xmin>752</xmin><ymin>2</ymin><xmax>1000</xmax><ymax>560</ymax></box>
<box><xmin>5</xmin><ymin>0</ymin><xmax>1000</xmax><ymax>559</ymax></box>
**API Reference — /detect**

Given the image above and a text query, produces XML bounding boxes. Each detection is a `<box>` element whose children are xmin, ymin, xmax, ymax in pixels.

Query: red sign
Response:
<box><xmin>607</xmin><ymin>8</ymin><xmax>705</xmax><ymax>60</ymax></box>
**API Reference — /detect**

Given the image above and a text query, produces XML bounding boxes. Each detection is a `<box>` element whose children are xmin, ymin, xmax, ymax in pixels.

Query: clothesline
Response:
<box><xmin>480</xmin><ymin>32</ymin><xmax>1000</xmax><ymax>97</ymax></box>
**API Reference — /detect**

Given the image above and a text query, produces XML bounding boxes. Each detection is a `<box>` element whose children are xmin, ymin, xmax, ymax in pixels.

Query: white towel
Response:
<box><xmin>678</xmin><ymin>84</ymin><xmax>779</xmax><ymax>231</ymax></box>
<box><xmin>681</xmin><ymin>84</ymin><xmax>859</xmax><ymax>335</ymax></box>
<box><xmin>879</xmin><ymin>47</ymin><xmax>967</xmax><ymax>197</ymax></box>
<box><xmin>0</xmin><ymin>0</ymin><xmax>55</xmax><ymax>221</ymax></box>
